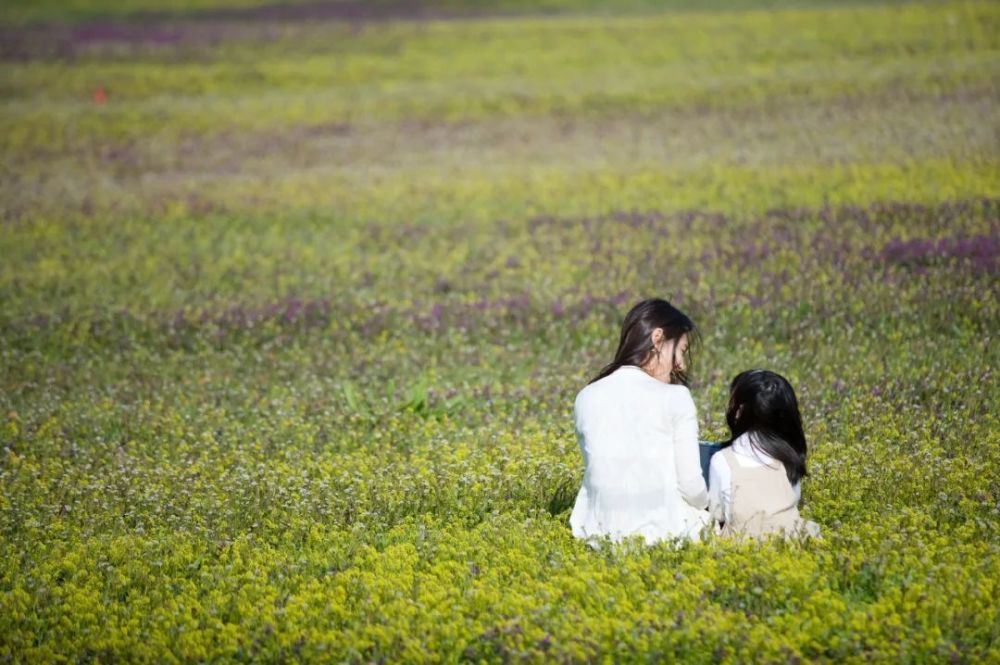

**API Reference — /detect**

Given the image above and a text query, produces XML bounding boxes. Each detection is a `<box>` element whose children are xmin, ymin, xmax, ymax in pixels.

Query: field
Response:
<box><xmin>1</xmin><ymin>0</ymin><xmax>999</xmax><ymax>661</ymax></box>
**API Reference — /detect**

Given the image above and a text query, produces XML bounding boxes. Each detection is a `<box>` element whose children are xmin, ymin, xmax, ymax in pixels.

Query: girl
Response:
<box><xmin>569</xmin><ymin>298</ymin><xmax>711</xmax><ymax>546</ymax></box>
<box><xmin>708</xmin><ymin>369</ymin><xmax>819</xmax><ymax>538</ymax></box>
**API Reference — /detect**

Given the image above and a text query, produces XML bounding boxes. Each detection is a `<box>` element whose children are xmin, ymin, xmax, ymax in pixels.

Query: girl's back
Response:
<box><xmin>717</xmin><ymin>447</ymin><xmax>805</xmax><ymax>538</ymax></box>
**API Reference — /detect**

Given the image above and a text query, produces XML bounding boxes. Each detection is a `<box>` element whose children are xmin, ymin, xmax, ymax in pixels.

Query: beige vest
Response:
<box><xmin>720</xmin><ymin>447</ymin><xmax>812</xmax><ymax>539</ymax></box>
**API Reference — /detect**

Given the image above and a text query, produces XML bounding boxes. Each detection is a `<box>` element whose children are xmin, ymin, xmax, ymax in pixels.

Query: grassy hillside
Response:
<box><xmin>1</xmin><ymin>0</ymin><xmax>998</xmax><ymax>661</ymax></box>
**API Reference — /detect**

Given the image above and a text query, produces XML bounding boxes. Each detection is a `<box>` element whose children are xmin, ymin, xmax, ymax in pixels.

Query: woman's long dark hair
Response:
<box><xmin>590</xmin><ymin>298</ymin><xmax>698</xmax><ymax>386</ymax></box>
<box><xmin>723</xmin><ymin>369</ymin><xmax>808</xmax><ymax>484</ymax></box>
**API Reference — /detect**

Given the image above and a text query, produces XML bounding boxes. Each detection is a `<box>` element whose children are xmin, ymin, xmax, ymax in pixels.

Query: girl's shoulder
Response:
<box><xmin>709</xmin><ymin>444</ymin><xmax>735</xmax><ymax>471</ymax></box>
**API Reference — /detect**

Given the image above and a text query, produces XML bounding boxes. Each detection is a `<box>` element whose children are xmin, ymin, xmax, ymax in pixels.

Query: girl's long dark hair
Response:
<box><xmin>590</xmin><ymin>298</ymin><xmax>698</xmax><ymax>386</ymax></box>
<box><xmin>723</xmin><ymin>369</ymin><xmax>808</xmax><ymax>484</ymax></box>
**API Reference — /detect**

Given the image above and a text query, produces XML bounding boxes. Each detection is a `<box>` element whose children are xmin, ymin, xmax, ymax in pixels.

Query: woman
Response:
<box><xmin>569</xmin><ymin>298</ymin><xmax>710</xmax><ymax>546</ymax></box>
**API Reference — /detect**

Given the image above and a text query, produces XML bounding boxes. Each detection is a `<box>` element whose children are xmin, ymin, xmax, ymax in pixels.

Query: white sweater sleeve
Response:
<box><xmin>672</xmin><ymin>387</ymin><xmax>709</xmax><ymax>510</ymax></box>
<box><xmin>572</xmin><ymin>397</ymin><xmax>589</xmax><ymax>464</ymax></box>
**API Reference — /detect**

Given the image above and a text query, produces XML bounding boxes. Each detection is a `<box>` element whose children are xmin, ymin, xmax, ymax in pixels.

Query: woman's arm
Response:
<box><xmin>672</xmin><ymin>388</ymin><xmax>709</xmax><ymax>510</ymax></box>
<box><xmin>573</xmin><ymin>392</ymin><xmax>590</xmax><ymax>465</ymax></box>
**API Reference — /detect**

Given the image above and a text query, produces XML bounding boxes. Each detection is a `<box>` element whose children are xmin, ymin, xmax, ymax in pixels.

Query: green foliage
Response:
<box><xmin>1</xmin><ymin>0</ymin><xmax>999</xmax><ymax>661</ymax></box>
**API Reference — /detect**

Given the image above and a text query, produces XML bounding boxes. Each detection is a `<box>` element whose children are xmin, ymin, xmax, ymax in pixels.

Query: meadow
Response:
<box><xmin>1</xmin><ymin>0</ymin><xmax>998</xmax><ymax>661</ymax></box>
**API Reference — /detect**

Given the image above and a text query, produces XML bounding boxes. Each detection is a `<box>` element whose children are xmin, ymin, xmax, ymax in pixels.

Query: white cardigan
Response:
<box><xmin>569</xmin><ymin>365</ymin><xmax>710</xmax><ymax>544</ymax></box>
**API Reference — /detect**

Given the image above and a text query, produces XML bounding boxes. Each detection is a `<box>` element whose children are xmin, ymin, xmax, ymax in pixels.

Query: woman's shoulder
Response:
<box><xmin>574</xmin><ymin>374</ymin><xmax>607</xmax><ymax>401</ymax></box>
<box><xmin>576</xmin><ymin>366</ymin><xmax>635</xmax><ymax>396</ymax></box>
<box><xmin>573</xmin><ymin>377</ymin><xmax>606</xmax><ymax>416</ymax></box>
<box><xmin>575</xmin><ymin>367</ymin><xmax>693</xmax><ymax>406</ymax></box>
<box><xmin>659</xmin><ymin>382</ymin><xmax>693</xmax><ymax>398</ymax></box>
<box><xmin>614</xmin><ymin>367</ymin><xmax>693</xmax><ymax>399</ymax></box>
<box><xmin>657</xmin><ymin>383</ymin><xmax>695</xmax><ymax>411</ymax></box>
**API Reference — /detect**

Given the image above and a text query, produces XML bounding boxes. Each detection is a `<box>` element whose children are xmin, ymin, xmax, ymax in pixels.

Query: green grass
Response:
<box><xmin>1</xmin><ymin>0</ymin><xmax>999</xmax><ymax>662</ymax></box>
